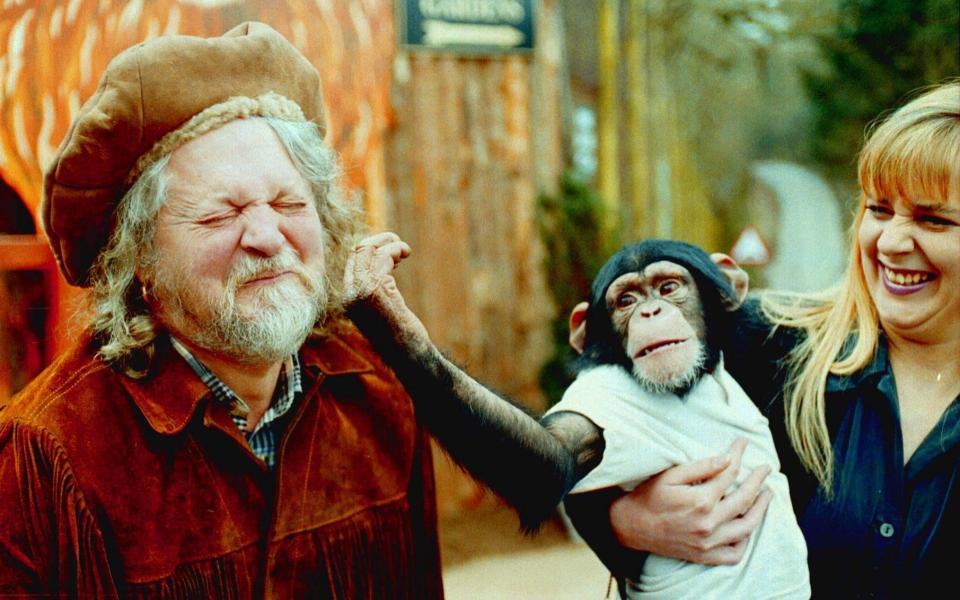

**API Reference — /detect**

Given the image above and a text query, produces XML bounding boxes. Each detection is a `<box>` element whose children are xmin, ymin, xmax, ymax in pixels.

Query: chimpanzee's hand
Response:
<box><xmin>710</xmin><ymin>253</ymin><xmax>749</xmax><ymax>310</ymax></box>
<box><xmin>609</xmin><ymin>438</ymin><xmax>772</xmax><ymax>565</ymax></box>
<box><xmin>344</xmin><ymin>232</ymin><xmax>410</xmax><ymax>302</ymax></box>
<box><xmin>345</xmin><ymin>232</ymin><xmax>431</xmax><ymax>352</ymax></box>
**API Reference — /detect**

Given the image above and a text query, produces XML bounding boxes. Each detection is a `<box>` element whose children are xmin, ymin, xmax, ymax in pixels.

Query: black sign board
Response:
<box><xmin>398</xmin><ymin>0</ymin><xmax>535</xmax><ymax>53</ymax></box>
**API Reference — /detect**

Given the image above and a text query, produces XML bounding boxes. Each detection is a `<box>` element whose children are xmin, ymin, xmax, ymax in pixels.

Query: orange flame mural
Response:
<box><xmin>0</xmin><ymin>0</ymin><xmax>396</xmax><ymax>228</ymax></box>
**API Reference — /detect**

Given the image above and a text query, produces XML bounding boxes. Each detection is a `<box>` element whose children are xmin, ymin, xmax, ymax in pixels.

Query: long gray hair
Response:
<box><xmin>89</xmin><ymin>117</ymin><xmax>363</xmax><ymax>378</ymax></box>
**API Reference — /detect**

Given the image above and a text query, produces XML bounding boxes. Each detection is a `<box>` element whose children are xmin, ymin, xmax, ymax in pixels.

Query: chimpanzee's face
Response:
<box><xmin>604</xmin><ymin>260</ymin><xmax>708</xmax><ymax>395</ymax></box>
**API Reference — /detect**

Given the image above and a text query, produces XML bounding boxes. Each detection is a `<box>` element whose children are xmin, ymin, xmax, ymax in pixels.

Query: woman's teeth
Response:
<box><xmin>884</xmin><ymin>267</ymin><xmax>931</xmax><ymax>286</ymax></box>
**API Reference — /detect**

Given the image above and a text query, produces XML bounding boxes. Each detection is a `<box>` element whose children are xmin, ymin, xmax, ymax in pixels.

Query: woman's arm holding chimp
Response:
<box><xmin>565</xmin><ymin>439</ymin><xmax>771</xmax><ymax>567</ymax></box>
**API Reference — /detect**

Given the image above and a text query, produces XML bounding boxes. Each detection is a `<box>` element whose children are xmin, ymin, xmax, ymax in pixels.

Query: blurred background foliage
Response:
<box><xmin>806</xmin><ymin>0</ymin><xmax>959</xmax><ymax>183</ymax></box>
<box><xmin>537</xmin><ymin>0</ymin><xmax>958</xmax><ymax>405</ymax></box>
<box><xmin>536</xmin><ymin>171</ymin><xmax>609</xmax><ymax>405</ymax></box>
<box><xmin>649</xmin><ymin>0</ymin><xmax>832</xmax><ymax>204</ymax></box>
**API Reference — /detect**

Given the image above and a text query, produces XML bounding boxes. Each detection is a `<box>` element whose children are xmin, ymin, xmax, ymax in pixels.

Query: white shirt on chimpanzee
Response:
<box><xmin>547</xmin><ymin>360</ymin><xmax>810</xmax><ymax>600</ymax></box>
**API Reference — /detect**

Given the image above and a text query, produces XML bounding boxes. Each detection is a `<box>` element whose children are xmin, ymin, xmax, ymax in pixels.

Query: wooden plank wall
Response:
<box><xmin>385</xmin><ymin>3</ymin><xmax>565</xmax><ymax>516</ymax></box>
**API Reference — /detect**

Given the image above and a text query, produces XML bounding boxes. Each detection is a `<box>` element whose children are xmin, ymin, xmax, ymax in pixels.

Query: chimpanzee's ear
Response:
<box><xmin>710</xmin><ymin>252</ymin><xmax>749</xmax><ymax>311</ymax></box>
<box><xmin>568</xmin><ymin>302</ymin><xmax>589</xmax><ymax>354</ymax></box>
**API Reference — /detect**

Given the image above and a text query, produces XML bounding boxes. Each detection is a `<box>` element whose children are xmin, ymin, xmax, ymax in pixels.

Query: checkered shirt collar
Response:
<box><xmin>169</xmin><ymin>336</ymin><xmax>302</xmax><ymax>437</ymax></box>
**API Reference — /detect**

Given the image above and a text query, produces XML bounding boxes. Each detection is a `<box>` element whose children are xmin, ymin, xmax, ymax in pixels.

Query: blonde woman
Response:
<box><xmin>566</xmin><ymin>82</ymin><xmax>960</xmax><ymax>598</ymax></box>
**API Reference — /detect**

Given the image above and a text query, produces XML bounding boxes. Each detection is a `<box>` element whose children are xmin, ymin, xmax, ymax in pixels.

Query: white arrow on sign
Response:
<box><xmin>422</xmin><ymin>20</ymin><xmax>525</xmax><ymax>47</ymax></box>
<box><xmin>729</xmin><ymin>225</ymin><xmax>772</xmax><ymax>267</ymax></box>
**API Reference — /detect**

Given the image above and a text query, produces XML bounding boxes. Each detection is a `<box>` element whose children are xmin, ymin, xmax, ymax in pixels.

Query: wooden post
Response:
<box><xmin>597</xmin><ymin>0</ymin><xmax>621</xmax><ymax>240</ymax></box>
<box><xmin>531</xmin><ymin>0</ymin><xmax>566</xmax><ymax>197</ymax></box>
<box><xmin>648</xmin><ymin>0</ymin><xmax>672</xmax><ymax>239</ymax></box>
<box><xmin>626</xmin><ymin>0</ymin><xmax>651</xmax><ymax>240</ymax></box>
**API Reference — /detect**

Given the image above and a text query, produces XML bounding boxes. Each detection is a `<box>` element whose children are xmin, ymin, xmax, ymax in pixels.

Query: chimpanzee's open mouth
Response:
<box><xmin>636</xmin><ymin>338</ymin><xmax>689</xmax><ymax>358</ymax></box>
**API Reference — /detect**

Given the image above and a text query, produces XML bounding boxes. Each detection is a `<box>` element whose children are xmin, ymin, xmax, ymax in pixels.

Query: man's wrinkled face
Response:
<box><xmin>144</xmin><ymin>119</ymin><xmax>328</xmax><ymax>363</ymax></box>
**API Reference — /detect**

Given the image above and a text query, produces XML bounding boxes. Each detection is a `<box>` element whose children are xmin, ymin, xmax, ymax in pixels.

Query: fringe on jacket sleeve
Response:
<box><xmin>0</xmin><ymin>420</ymin><xmax>120</xmax><ymax>597</ymax></box>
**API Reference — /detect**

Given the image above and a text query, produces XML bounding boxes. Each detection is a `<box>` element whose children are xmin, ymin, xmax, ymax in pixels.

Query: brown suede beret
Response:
<box><xmin>42</xmin><ymin>21</ymin><xmax>326</xmax><ymax>287</ymax></box>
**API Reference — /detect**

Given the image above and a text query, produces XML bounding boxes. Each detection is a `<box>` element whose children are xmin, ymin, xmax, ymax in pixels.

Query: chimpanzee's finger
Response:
<box><xmin>351</xmin><ymin>242</ymin><xmax>398</xmax><ymax>273</ymax></box>
<box><xmin>377</xmin><ymin>240</ymin><xmax>412</xmax><ymax>265</ymax></box>
<box><xmin>344</xmin><ymin>242</ymin><xmax>398</xmax><ymax>302</ymax></box>
<box><xmin>355</xmin><ymin>231</ymin><xmax>403</xmax><ymax>249</ymax></box>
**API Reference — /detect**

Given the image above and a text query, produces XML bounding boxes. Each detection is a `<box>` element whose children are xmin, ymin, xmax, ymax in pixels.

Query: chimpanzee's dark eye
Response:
<box><xmin>616</xmin><ymin>294</ymin><xmax>636</xmax><ymax>308</ymax></box>
<box><xmin>658</xmin><ymin>280</ymin><xmax>680</xmax><ymax>295</ymax></box>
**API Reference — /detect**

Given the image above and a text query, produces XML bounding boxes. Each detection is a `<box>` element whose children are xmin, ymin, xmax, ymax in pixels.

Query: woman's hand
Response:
<box><xmin>609</xmin><ymin>438</ymin><xmax>772</xmax><ymax>565</ymax></box>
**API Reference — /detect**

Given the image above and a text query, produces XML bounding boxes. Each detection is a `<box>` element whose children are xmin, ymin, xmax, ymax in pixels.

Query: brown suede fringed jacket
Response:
<box><xmin>0</xmin><ymin>321</ymin><xmax>444</xmax><ymax>599</ymax></box>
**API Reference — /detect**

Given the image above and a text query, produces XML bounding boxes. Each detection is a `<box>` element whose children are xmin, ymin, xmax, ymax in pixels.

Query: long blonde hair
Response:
<box><xmin>760</xmin><ymin>81</ymin><xmax>960</xmax><ymax>492</ymax></box>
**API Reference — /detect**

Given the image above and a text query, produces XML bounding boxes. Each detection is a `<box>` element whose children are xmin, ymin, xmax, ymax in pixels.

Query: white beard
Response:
<box><xmin>631</xmin><ymin>338</ymin><xmax>707</xmax><ymax>397</ymax></box>
<box><xmin>154</xmin><ymin>247</ymin><xmax>327</xmax><ymax>363</ymax></box>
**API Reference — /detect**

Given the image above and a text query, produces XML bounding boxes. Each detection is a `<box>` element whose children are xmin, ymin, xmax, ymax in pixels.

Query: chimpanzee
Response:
<box><xmin>346</xmin><ymin>237</ymin><xmax>809</xmax><ymax>599</ymax></box>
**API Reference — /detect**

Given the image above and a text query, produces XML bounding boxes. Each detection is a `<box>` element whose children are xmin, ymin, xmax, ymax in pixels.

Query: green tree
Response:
<box><xmin>806</xmin><ymin>0</ymin><xmax>959</xmax><ymax>180</ymax></box>
<box><xmin>536</xmin><ymin>171</ymin><xmax>610</xmax><ymax>406</ymax></box>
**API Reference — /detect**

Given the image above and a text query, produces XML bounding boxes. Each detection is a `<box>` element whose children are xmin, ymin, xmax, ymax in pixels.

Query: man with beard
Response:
<box><xmin>0</xmin><ymin>23</ymin><xmax>441</xmax><ymax>598</ymax></box>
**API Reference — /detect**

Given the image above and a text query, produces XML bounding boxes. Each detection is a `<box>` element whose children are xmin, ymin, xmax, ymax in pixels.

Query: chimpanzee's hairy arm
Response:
<box><xmin>343</xmin><ymin>236</ymin><xmax>604</xmax><ymax>528</ymax></box>
<box><xmin>349</xmin><ymin>295</ymin><xmax>604</xmax><ymax>529</ymax></box>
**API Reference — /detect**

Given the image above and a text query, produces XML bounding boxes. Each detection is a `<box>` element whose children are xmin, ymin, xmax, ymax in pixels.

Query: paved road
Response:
<box><xmin>444</xmin><ymin>541</ymin><xmax>611</xmax><ymax>600</ymax></box>
<box><xmin>752</xmin><ymin>161</ymin><xmax>845</xmax><ymax>292</ymax></box>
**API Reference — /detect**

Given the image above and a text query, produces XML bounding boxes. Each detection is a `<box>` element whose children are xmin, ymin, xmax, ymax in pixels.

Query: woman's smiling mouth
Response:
<box><xmin>881</xmin><ymin>264</ymin><xmax>936</xmax><ymax>295</ymax></box>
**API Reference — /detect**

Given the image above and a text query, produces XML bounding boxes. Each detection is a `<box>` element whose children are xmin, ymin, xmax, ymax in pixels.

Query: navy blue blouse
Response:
<box><xmin>795</xmin><ymin>340</ymin><xmax>960</xmax><ymax>598</ymax></box>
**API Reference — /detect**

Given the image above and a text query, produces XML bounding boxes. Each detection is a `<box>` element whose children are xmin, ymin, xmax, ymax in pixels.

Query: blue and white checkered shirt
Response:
<box><xmin>170</xmin><ymin>336</ymin><xmax>302</xmax><ymax>469</ymax></box>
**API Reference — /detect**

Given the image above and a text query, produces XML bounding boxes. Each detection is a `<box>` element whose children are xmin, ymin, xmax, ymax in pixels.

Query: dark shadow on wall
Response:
<box><xmin>1</xmin><ymin>177</ymin><xmax>47</xmax><ymax>398</ymax></box>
